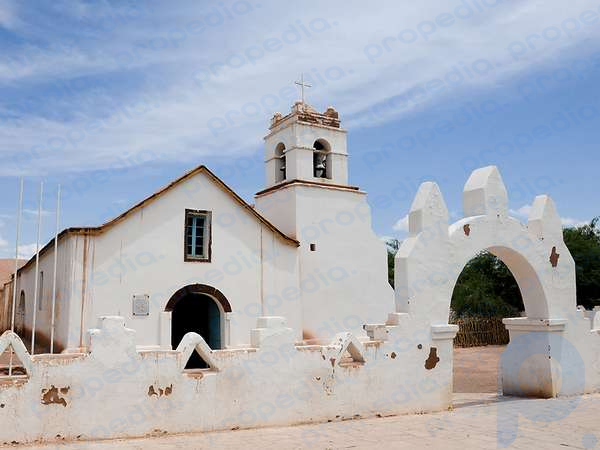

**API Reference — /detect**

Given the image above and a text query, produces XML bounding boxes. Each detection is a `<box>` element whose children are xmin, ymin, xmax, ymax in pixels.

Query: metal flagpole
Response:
<box><xmin>31</xmin><ymin>181</ymin><xmax>43</xmax><ymax>355</ymax></box>
<box><xmin>8</xmin><ymin>178</ymin><xmax>24</xmax><ymax>377</ymax></box>
<box><xmin>50</xmin><ymin>185</ymin><xmax>61</xmax><ymax>354</ymax></box>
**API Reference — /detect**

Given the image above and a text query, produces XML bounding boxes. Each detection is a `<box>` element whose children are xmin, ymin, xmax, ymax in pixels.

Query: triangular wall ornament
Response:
<box><xmin>322</xmin><ymin>332</ymin><xmax>365</xmax><ymax>367</ymax></box>
<box><xmin>176</xmin><ymin>332</ymin><xmax>220</xmax><ymax>371</ymax></box>
<box><xmin>0</xmin><ymin>330</ymin><xmax>32</xmax><ymax>375</ymax></box>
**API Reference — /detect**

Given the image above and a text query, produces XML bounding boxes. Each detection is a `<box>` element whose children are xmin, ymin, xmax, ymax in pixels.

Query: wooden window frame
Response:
<box><xmin>184</xmin><ymin>209</ymin><xmax>212</xmax><ymax>262</ymax></box>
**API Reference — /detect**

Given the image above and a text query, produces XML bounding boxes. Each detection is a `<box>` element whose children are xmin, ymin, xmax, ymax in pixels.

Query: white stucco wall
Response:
<box><xmin>6</xmin><ymin>170</ymin><xmax>302</xmax><ymax>352</ymax></box>
<box><xmin>72</xmin><ymin>171</ymin><xmax>301</xmax><ymax>350</ymax></box>
<box><xmin>256</xmin><ymin>183</ymin><xmax>395</xmax><ymax>341</ymax></box>
<box><xmin>8</xmin><ymin>235</ymin><xmax>76</xmax><ymax>351</ymax></box>
<box><xmin>0</xmin><ymin>315</ymin><xmax>456</xmax><ymax>445</ymax></box>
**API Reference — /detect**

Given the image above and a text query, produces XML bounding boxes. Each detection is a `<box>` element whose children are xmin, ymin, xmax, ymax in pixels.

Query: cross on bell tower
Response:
<box><xmin>294</xmin><ymin>74</ymin><xmax>312</xmax><ymax>107</ymax></box>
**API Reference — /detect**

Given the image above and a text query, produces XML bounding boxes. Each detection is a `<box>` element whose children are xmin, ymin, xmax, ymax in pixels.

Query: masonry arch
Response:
<box><xmin>444</xmin><ymin>217</ymin><xmax>549</xmax><ymax>320</ymax></box>
<box><xmin>394</xmin><ymin>166</ymin><xmax>578</xmax><ymax>398</ymax></box>
<box><xmin>395</xmin><ymin>167</ymin><xmax>575</xmax><ymax>326</ymax></box>
<box><xmin>165</xmin><ymin>284</ymin><xmax>231</xmax><ymax>368</ymax></box>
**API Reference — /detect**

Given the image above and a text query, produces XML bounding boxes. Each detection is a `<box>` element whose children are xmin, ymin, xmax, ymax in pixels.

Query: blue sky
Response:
<box><xmin>0</xmin><ymin>0</ymin><xmax>599</xmax><ymax>257</ymax></box>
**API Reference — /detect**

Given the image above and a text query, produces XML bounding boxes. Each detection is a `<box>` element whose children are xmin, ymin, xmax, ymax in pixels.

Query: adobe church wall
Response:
<box><xmin>290</xmin><ymin>184</ymin><xmax>394</xmax><ymax>341</ymax></box>
<box><xmin>6</xmin><ymin>234</ymin><xmax>77</xmax><ymax>352</ymax></box>
<box><xmin>87</xmin><ymin>171</ymin><xmax>302</xmax><ymax>349</ymax></box>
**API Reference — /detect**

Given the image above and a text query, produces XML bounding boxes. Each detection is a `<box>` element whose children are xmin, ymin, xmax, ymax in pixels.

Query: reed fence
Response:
<box><xmin>451</xmin><ymin>316</ymin><xmax>509</xmax><ymax>347</ymax></box>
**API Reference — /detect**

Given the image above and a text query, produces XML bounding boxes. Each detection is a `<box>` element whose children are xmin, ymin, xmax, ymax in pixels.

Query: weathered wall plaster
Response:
<box><xmin>0</xmin><ymin>315</ymin><xmax>455</xmax><ymax>444</ymax></box>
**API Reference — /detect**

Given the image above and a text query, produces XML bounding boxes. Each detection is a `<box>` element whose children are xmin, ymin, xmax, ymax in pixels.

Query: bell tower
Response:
<box><xmin>262</xmin><ymin>101</ymin><xmax>349</xmax><ymax>189</ymax></box>
<box><xmin>254</xmin><ymin>100</ymin><xmax>395</xmax><ymax>342</ymax></box>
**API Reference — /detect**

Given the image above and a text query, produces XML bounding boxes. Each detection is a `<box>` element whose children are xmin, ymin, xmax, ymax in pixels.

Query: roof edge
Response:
<box><xmin>17</xmin><ymin>165</ymin><xmax>299</xmax><ymax>274</ymax></box>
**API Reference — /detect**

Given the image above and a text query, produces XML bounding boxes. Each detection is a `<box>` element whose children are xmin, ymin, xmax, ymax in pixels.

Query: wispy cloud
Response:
<box><xmin>393</xmin><ymin>215</ymin><xmax>409</xmax><ymax>233</ymax></box>
<box><xmin>509</xmin><ymin>204</ymin><xmax>532</xmax><ymax>218</ymax></box>
<box><xmin>560</xmin><ymin>217</ymin><xmax>589</xmax><ymax>228</ymax></box>
<box><xmin>511</xmin><ymin>203</ymin><xmax>588</xmax><ymax>228</ymax></box>
<box><xmin>0</xmin><ymin>0</ymin><xmax>19</xmax><ymax>30</ymax></box>
<box><xmin>23</xmin><ymin>208</ymin><xmax>53</xmax><ymax>217</ymax></box>
<box><xmin>1</xmin><ymin>1</ymin><xmax>600</xmax><ymax>176</ymax></box>
<box><xmin>16</xmin><ymin>243</ymin><xmax>37</xmax><ymax>259</ymax></box>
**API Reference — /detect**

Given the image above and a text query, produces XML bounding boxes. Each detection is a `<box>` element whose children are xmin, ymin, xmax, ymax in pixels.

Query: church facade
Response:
<box><xmin>3</xmin><ymin>101</ymin><xmax>394</xmax><ymax>354</ymax></box>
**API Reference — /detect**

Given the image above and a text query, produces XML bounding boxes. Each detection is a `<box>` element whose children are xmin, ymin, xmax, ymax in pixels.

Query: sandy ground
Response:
<box><xmin>453</xmin><ymin>345</ymin><xmax>505</xmax><ymax>393</ymax></box>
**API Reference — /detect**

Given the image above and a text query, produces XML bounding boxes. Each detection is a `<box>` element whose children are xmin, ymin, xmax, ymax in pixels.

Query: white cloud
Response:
<box><xmin>0</xmin><ymin>1</ymin><xmax>18</xmax><ymax>29</ymax></box>
<box><xmin>560</xmin><ymin>217</ymin><xmax>589</xmax><ymax>228</ymax></box>
<box><xmin>23</xmin><ymin>209</ymin><xmax>53</xmax><ymax>217</ymax></box>
<box><xmin>509</xmin><ymin>204</ymin><xmax>532</xmax><ymax>219</ymax></box>
<box><xmin>1</xmin><ymin>1</ymin><xmax>600</xmax><ymax>175</ymax></box>
<box><xmin>511</xmin><ymin>203</ymin><xmax>588</xmax><ymax>228</ymax></box>
<box><xmin>17</xmin><ymin>243</ymin><xmax>38</xmax><ymax>259</ymax></box>
<box><xmin>393</xmin><ymin>215</ymin><xmax>409</xmax><ymax>232</ymax></box>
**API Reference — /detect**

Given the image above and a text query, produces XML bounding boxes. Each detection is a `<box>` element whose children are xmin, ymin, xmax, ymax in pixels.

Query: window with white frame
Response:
<box><xmin>185</xmin><ymin>210</ymin><xmax>212</xmax><ymax>261</ymax></box>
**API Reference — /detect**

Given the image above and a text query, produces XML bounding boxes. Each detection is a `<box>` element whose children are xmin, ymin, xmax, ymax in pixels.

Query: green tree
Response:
<box><xmin>450</xmin><ymin>252</ymin><xmax>523</xmax><ymax>318</ymax></box>
<box><xmin>563</xmin><ymin>217</ymin><xmax>600</xmax><ymax>309</ymax></box>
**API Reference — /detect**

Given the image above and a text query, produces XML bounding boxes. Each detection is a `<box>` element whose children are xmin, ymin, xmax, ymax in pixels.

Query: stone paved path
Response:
<box><xmin>8</xmin><ymin>393</ymin><xmax>599</xmax><ymax>450</ymax></box>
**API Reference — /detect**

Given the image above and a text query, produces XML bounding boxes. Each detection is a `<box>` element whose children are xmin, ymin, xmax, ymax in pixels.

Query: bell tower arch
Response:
<box><xmin>262</xmin><ymin>102</ymin><xmax>348</xmax><ymax>188</ymax></box>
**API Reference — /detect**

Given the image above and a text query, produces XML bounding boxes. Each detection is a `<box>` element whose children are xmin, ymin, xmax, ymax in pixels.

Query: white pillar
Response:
<box><xmin>159</xmin><ymin>311</ymin><xmax>172</xmax><ymax>350</ymax></box>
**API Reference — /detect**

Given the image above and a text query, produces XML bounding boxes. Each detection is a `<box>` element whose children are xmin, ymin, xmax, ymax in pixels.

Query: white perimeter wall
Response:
<box><xmin>0</xmin><ymin>316</ymin><xmax>455</xmax><ymax>445</ymax></box>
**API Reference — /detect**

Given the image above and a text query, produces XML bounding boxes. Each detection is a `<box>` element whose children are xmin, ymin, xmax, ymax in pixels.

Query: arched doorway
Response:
<box><xmin>450</xmin><ymin>251</ymin><xmax>524</xmax><ymax>396</ymax></box>
<box><xmin>165</xmin><ymin>284</ymin><xmax>231</xmax><ymax>368</ymax></box>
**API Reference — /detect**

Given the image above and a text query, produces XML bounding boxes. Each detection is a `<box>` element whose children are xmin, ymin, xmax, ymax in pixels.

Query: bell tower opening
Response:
<box><xmin>313</xmin><ymin>139</ymin><xmax>331</xmax><ymax>179</ymax></box>
<box><xmin>275</xmin><ymin>143</ymin><xmax>286</xmax><ymax>182</ymax></box>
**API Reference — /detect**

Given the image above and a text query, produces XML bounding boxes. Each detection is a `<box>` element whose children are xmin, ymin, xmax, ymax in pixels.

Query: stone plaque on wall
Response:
<box><xmin>132</xmin><ymin>294</ymin><xmax>150</xmax><ymax>316</ymax></box>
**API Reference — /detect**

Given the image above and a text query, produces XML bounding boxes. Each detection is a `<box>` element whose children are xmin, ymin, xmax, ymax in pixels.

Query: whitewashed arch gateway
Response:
<box><xmin>395</xmin><ymin>166</ymin><xmax>600</xmax><ymax>397</ymax></box>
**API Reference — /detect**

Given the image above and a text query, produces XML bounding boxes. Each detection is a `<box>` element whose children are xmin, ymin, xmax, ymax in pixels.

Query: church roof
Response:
<box><xmin>18</xmin><ymin>165</ymin><xmax>299</xmax><ymax>273</ymax></box>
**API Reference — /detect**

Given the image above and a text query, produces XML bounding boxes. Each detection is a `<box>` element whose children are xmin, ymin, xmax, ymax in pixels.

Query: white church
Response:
<box><xmin>2</xmin><ymin>95</ymin><xmax>600</xmax><ymax>444</ymax></box>
<box><xmin>3</xmin><ymin>101</ymin><xmax>394</xmax><ymax>359</ymax></box>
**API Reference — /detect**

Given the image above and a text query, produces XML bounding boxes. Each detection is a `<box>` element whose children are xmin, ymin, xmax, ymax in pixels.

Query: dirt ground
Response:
<box><xmin>453</xmin><ymin>345</ymin><xmax>505</xmax><ymax>393</ymax></box>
